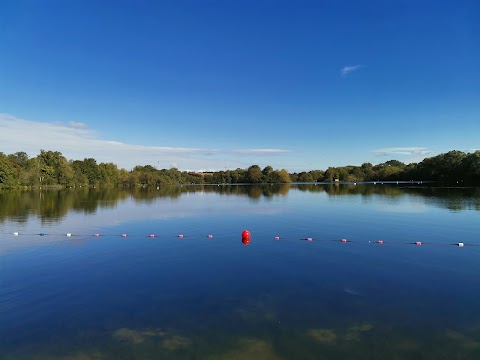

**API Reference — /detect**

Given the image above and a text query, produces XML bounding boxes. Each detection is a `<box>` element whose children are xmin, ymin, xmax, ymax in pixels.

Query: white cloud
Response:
<box><xmin>373</xmin><ymin>147</ymin><xmax>431</xmax><ymax>157</ymax></box>
<box><xmin>0</xmin><ymin>114</ymin><xmax>291</xmax><ymax>170</ymax></box>
<box><xmin>340</xmin><ymin>64</ymin><xmax>363</xmax><ymax>76</ymax></box>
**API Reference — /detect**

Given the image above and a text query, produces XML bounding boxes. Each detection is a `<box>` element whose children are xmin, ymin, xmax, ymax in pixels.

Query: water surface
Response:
<box><xmin>1</xmin><ymin>184</ymin><xmax>479</xmax><ymax>359</ymax></box>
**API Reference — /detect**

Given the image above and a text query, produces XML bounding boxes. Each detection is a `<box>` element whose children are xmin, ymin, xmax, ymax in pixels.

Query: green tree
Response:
<box><xmin>36</xmin><ymin>150</ymin><xmax>73</xmax><ymax>185</ymax></box>
<box><xmin>0</xmin><ymin>153</ymin><xmax>18</xmax><ymax>187</ymax></box>
<box><xmin>361</xmin><ymin>163</ymin><xmax>374</xmax><ymax>181</ymax></box>
<box><xmin>7</xmin><ymin>151</ymin><xmax>31</xmax><ymax>185</ymax></box>
<box><xmin>262</xmin><ymin>166</ymin><xmax>274</xmax><ymax>181</ymax></box>
<box><xmin>323</xmin><ymin>167</ymin><xmax>338</xmax><ymax>182</ymax></box>
<box><xmin>416</xmin><ymin>151</ymin><xmax>466</xmax><ymax>182</ymax></box>
<box><xmin>81</xmin><ymin>158</ymin><xmax>100</xmax><ymax>184</ymax></box>
<box><xmin>462</xmin><ymin>151</ymin><xmax>480</xmax><ymax>184</ymax></box>
<box><xmin>297</xmin><ymin>172</ymin><xmax>314</xmax><ymax>182</ymax></box>
<box><xmin>278</xmin><ymin>169</ymin><xmax>291</xmax><ymax>183</ymax></box>
<box><xmin>246</xmin><ymin>165</ymin><xmax>264</xmax><ymax>183</ymax></box>
<box><xmin>71</xmin><ymin>160</ymin><xmax>89</xmax><ymax>185</ymax></box>
<box><xmin>8</xmin><ymin>151</ymin><xmax>29</xmax><ymax>168</ymax></box>
<box><xmin>98</xmin><ymin>162</ymin><xmax>120</xmax><ymax>186</ymax></box>
<box><xmin>309</xmin><ymin>170</ymin><xmax>324</xmax><ymax>182</ymax></box>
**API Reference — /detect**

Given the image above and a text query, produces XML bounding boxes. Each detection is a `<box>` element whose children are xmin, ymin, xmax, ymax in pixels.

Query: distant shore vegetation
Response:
<box><xmin>1</xmin><ymin>149</ymin><xmax>479</xmax><ymax>189</ymax></box>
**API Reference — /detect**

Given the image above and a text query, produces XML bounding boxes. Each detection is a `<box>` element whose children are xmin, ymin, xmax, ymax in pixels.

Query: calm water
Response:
<box><xmin>1</xmin><ymin>184</ymin><xmax>479</xmax><ymax>359</ymax></box>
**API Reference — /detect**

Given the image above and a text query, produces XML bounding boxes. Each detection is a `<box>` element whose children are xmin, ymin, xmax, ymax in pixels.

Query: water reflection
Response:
<box><xmin>1</xmin><ymin>184</ymin><xmax>479</xmax><ymax>224</ymax></box>
<box><xmin>0</xmin><ymin>188</ymin><xmax>129</xmax><ymax>224</ymax></box>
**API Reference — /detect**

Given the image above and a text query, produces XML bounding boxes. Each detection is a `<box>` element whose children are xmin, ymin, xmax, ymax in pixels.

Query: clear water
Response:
<box><xmin>1</xmin><ymin>184</ymin><xmax>479</xmax><ymax>359</ymax></box>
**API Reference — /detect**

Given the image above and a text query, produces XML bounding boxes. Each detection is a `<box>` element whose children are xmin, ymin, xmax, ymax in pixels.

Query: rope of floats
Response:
<box><xmin>1</xmin><ymin>230</ymin><xmax>478</xmax><ymax>248</ymax></box>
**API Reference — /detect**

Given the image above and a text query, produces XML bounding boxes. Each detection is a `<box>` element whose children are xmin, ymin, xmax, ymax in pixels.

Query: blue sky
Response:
<box><xmin>1</xmin><ymin>0</ymin><xmax>478</xmax><ymax>171</ymax></box>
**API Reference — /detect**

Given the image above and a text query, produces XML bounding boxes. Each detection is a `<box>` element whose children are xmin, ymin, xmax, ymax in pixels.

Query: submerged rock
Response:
<box><xmin>207</xmin><ymin>337</ymin><xmax>282</xmax><ymax>360</ymax></box>
<box><xmin>161</xmin><ymin>335</ymin><xmax>192</xmax><ymax>350</ymax></box>
<box><xmin>112</xmin><ymin>327</ymin><xmax>166</xmax><ymax>344</ymax></box>
<box><xmin>345</xmin><ymin>322</ymin><xmax>374</xmax><ymax>342</ymax></box>
<box><xmin>307</xmin><ymin>328</ymin><xmax>337</xmax><ymax>344</ymax></box>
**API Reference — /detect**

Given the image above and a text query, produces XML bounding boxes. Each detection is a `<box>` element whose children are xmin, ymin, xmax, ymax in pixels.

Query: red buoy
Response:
<box><xmin>242</xmin><ymin>230</ymin><xmax>251</xmax><ymax>239</ymax></box>
<box><xmin>242</xmin><ymin>237</ymin><xmax>251</xmax><ymax>245</ymax></box>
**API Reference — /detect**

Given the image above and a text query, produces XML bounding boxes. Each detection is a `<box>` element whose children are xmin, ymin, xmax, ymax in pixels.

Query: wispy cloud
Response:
<box><xmin>233</xmin><ymin>149</ymin><xmax>291</xmax><ymax>154</ymax></box>
<box><xmin>372</xmin><ymin>147</ymin><xmax>433</xmax><ymax>164</ymax></box>
<box><xmin>340</xmin><ymin>64</ymin><xmax>363</xmax><ymax>76</ymax></box>
<box><xmin>374</xmin><ymin>147</ymin><xmax>432</xmax><ymax>157</ymax></box>
<box><xmin>0</xmin><ymin>114</ymin><xmax>291</xmax><ymax>170</ymax></box>
<box><xmin>66</xmin><ymin>120</ymin><xmax>87</xmax><ymax>129</ymax></box>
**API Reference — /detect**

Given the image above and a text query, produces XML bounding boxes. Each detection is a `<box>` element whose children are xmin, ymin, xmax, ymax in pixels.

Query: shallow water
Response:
<box><xmin>1</xmin><ymin>184</ymin><xmax>479</xmax><ymax>359</ymax></box>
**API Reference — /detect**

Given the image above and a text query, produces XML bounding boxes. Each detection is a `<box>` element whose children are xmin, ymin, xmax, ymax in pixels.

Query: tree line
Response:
<box><xmin>1</xmin><ymin>149</ymin><xmax>479</xmax><ymax>189</ymax></box>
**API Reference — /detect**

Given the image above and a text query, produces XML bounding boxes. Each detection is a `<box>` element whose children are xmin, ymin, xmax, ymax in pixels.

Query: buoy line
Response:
<box><xmin>2</xmin><ymin>230</ymin><xmax>478</xmax><ymax>248</ymax></box>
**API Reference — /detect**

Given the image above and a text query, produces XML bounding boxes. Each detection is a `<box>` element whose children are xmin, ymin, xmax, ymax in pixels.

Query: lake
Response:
<box><xmin>1</xmin><ymin>184</ymin><xmax>479</xmax><ymax>359</ymax></box>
